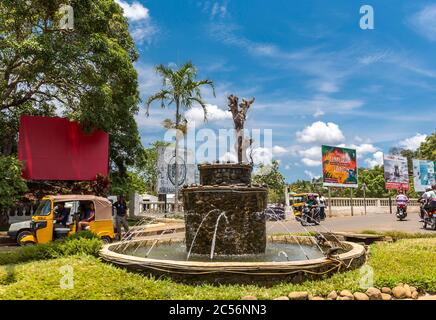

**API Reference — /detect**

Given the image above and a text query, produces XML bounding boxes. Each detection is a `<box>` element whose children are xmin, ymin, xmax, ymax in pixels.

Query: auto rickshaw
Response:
<box><xmin>290</xmin><ymin>193</ymin><xmax>319</xmax><ymax>218</ymax></box>
<box><xmin>20</xmin><ymin>195</ymin><xmax>115</xmax><ymax>245</ymax></box>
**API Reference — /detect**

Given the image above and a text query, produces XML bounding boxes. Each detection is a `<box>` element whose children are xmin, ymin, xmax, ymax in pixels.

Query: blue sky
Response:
<box><xmin>116</xmin><ymin>0</ymin><xmax>436</xmax><ymax>183</ymax></box>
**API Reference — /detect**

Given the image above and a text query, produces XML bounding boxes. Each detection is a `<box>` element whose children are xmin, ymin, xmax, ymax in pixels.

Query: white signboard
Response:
<box><xmin>383</xmin><ymin>155</ymin><xmax>409</xmax><ymax>190</ymax></box>
<box><xmin>413</xmin><ymin>159</ymin><xmax>435</xmax><ymax>192</ymax></box>
<box><xmin>157</xmin><ymin>146</ymin><xmax>196</xmax><ymax>194</ymax></box>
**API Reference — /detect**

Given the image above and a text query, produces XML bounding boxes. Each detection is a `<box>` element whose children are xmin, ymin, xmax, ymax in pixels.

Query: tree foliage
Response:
<box><xmin>0</xmin><ymin>0</ymin><xmax>143</xmax><ymax>175</ymax></box>
<box><xmin>415</xmin><ymin>131</ymin><xmax>436</xmax><ymax>161</ymax></box>
<box><xmin>253</xmin><ymin>160</ymin><xmax>286</xmax><ymax>203</ymax></box>
<box><xmin>109</xmin><ymin>141</ymin><xmax>170</xmax><ymax>196</ymax></box>
<box><xmin>0</xmin><ymin>156</ymin><xmax>28</xmax><ymax>207</ymax></box>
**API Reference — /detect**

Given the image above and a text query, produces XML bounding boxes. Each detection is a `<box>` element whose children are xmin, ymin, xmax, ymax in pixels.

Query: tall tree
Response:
<box><xmin>146</xmin><ymin>62</ymin><xmax>214</xmax><ymax>211</ymax></box>
<box><xmin>253</xmin><ymin>160</ymin><xmax>286</xmax><ymax>203</ymax></box>
<box><xmin>0</xmin><ymin>156</ymin><xmax>28</xmax><ymax>207</ymax></box>
<box><xmin>416</xmin><ymin>131</ymin><xmax>436</xmax><ymax>161</ymax></box>
<box><xmin>0</xmin><ymin>0</ymin><xmax>143</xmax><ymax>176</ymax></box>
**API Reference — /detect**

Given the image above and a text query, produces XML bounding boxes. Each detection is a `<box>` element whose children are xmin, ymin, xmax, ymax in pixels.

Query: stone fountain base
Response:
<box><xmin>183</xmin><ymin>185</ymin><xmax>267</xmax><ymax>255</ymax></box>
<box><xmin>182</xmin><ymin>163</ymin><xmax>268</xmax><ymax>256</ymax></box>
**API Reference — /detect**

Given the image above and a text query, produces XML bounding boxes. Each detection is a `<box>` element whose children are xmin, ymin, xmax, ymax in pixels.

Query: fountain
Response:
<box><xmin>183</xmin><ymin>162</ymin><xmax>267</xmax><ymax>256</ymax></box>
<box><xmin>100</xmin><ymin>95</ymin><xmax>366</xmax><ymax>285</ymax></box>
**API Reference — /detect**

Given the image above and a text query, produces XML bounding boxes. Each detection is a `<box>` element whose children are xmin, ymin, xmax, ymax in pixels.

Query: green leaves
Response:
<box><xmin>253</xmin><ymin>160</ymin><xmax>286</xmax><ymax>203</ymax></box>
<box><xmin>0</xmin><ymin>156</ymin><xmax>28</xmax><ymax>207</ymax></box>
<box><xmin>1</xmin><ymin>0</ymin><xmax>143</xmax><ymax>179</ymax></box>
<box><xmin>146</xmin><ymin>61</ymin><xmax>215</xmax><ymax>127</ymax></box>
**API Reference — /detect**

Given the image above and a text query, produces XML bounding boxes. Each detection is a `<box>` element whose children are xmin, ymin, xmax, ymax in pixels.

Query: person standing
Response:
<box><xmin>113</xmin><ymin>196</ymin><xmax>129</xmax><ymax>240</ymax></box>
<box><xmin>317</xmin><ymin>193</ymin><xmax>326</xmax><ymax>220</ymax></box>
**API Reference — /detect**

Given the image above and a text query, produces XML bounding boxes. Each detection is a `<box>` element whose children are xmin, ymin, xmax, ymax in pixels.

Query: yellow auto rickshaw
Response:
<box><xmin>290</xmin><ymin>193</ymin><xmax>319</xmax><ymax>217</ymax></box>
<box><xmin>20</xmin><ymin>195</ymin><xmax>115</xmax><ymax>245</ymax></box>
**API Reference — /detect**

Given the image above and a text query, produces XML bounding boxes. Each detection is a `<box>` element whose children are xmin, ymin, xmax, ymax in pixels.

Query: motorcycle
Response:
<box><xmin>396</xmin><ymin>204</ymin><xmax>408</xmax><ymax>221</ymax></box>
<box><xmin>423</xmin><ymin>207</ymin><xmax>436</xmax><ymax>230</ymax></box>
<box><xmin>298</xmin><ymin>204</ymin><xmax>320</xmax><ymax>226</ymax></box>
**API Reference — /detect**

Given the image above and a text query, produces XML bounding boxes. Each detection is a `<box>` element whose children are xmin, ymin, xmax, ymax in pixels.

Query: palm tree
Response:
<box><xmin>146</xmin><ymin>62</ymin><xmax>215</xmax><ymax>212</ymax></box>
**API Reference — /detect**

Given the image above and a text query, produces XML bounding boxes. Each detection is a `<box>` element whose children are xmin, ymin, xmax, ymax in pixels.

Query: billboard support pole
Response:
<box><xmin>350</xmin><ymin>187</ymin><xmax>354</xmax><ymax>216</ymax></box>
<box><xmin>363</xmin><ymin>183</ymin><xmax>367</xmax><ymax>216</ymax></box>
<box><xmin>328</xmin><ymin>187</ymin><xmax>332</xmax><ymax>218</ymax></box>
<box><xmin>389</xmin><ymin>195</ymin><xmax>392</xmax><ymax>214</ymax></box>
<box><xmin>164</xmin><ymin>194</ymin><xmax>168</xmax><ymax>213</ymax></box>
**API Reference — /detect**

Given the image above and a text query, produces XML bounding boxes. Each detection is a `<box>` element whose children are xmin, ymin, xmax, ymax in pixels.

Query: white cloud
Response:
<box><xmin>136</xmin><ymin>63</ymin><xmax>162</xmax><ymax>97</ymax></box>
<box><xmin>211</xmin><ymin>2</ymin><xmax>228</xmax><ymax>19</ymax></box>
<box><xmin>298</xmin><ymin>146</ymin><xmax>321</xmax><ymax>160</ymax></box>
<box><xmin>314</xmin><ymin>110</ymin><xmax>325</xmax><ymax>117</ymax></box>
<box><xmin>116</xmin><ymin>0</ymin><xmax>157</xmax><ymax>44</ymax></box>
<box><xmin>358</xmin><ymin>51</ymin><xmax>389</xmax><ymax>65</ymax></box>
<box><xmin>272</xmin><ymin>145</ymin><xmax>288</xmax><ymax>155</ymax></box>
<box><xmin>318</xmin><ymin>81</ymin><xmax>339</xmax><ymax>93</ymax></box>
<box><xmin>251</xmin><ymin>147</ymin><xmax>273</xmax><ymax>166</ymax></box>
<box><xmin>399</xmin><ymin>133</ymin><xmax>428</xmax><ymax>151</ymax></box>
<box><xmin>338</xmin><ymin>143</ymin><xmax>379</xmax><ymax>155</ymax></box>
<box><xmin>302</xmin><ymin>158</ymin><xmax>322</xmax><ymax>167</ymax></box>
<box><xmin>296</xmin><ymin>121</ymin><xmax>345</xmax><ymax>144</ymax></box>
<box><xmin>116</xmin><ymin>0</ymin><xmax>149</xmax><ymax>21</ymax></box>
<box><xmin>354</xmin><ymin>136</ymin><xmax>364</xmax><ymax>143</ymax></box>
<box><xmin>304</xmin><ymin>170</ymin><xmax>321</xmax><ymax>180</ymax></box>
<box><xmin>185</xmin><ymin>104</ymin><xmax>232</xmax><ymax>124</ymax></box>
<box><xmin>364</xmin><ymin>151</ymin><xmax>384</xmax><ymax>168</ymax></box>
<box><xmin>257</xmin><ymin>95</ymin><xmax>363</xmax><ymax>116</ymax></box>
<box><xmin>219</xmin><ymin>151</ymin><xmax>237</xmax><ymax>162</ymax></box>
<box><xmin>410</xmin><ymin>5</ymin><xmax>436</xmax><ymax>42</ymax></box>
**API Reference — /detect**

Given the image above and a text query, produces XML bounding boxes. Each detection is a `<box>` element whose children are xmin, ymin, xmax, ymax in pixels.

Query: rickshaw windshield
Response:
<box><xmin>33</xmin><ymin>200</ymin><xmax>51</xmax><ymax>216</ymax></box>
<box><xmin>291</xmin><ymin>197</ymin><xmax>304</xmax><ymax>203</ymax></box>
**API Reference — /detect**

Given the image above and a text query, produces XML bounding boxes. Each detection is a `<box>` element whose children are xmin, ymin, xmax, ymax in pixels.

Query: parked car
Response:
<box><xmin>7</xmin><ymin>220</ymin><xmax>32</xmax><ymax>245</ymax></box>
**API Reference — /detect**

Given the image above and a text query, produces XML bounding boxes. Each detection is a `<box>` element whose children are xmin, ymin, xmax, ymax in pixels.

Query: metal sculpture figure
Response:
<box><xmin>227</xmin><ymin>95</ymin><xmax>255</xmax><ymax>163</ymax></box>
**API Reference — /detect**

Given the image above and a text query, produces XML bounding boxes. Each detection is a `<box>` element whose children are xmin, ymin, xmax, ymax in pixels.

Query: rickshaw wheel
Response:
<box><xmin>17</xmin><ymin>230</ymin><xmax>33</xmax><ymax>246</ymax></box>
<box><xmin>101</xmin><ymin>236</ymin><xmax>112</xmax><ymax>244</ymax></box>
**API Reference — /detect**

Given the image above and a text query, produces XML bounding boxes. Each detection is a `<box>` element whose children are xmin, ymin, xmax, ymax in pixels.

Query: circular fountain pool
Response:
<box><xmin>101</xmin><ymin>160</ymin><xmax>367</xmax><ymax>284</ymax></box>
<box><xmin>100</xmin><ymin>236</ymin><xmax>366</xmax><ymax>285</ymax></box>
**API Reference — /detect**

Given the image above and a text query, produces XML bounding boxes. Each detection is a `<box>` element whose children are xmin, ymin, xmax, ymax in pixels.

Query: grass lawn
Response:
<box><xmin>0</xmin><ymin>237</ymin><xmax>435</xmax><ymax>300</ymax></box>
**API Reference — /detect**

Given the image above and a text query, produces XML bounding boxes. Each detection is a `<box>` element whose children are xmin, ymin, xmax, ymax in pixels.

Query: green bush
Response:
<box><xmin>0</xmin><ymin>236</ymin><xmax>102</xmax><ymax>266</ymax></box>
<box><xmin>67</xmin><ymin>230</ymin><xmax>99</xmax><ymax>240</ymax></box>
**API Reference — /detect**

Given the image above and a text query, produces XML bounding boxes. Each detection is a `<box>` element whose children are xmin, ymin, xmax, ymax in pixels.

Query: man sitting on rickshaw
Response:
<box><xmin>300</xmin><ymin>193</ymin><xmax>320</xmax><ymax>225</ymax></box>
<box><xmin>54</xmin><ymin>202</ymin><xmax>69</xmax><ymax>227</ymax></box>
<box><xmin>78</xmin><ymin>202</ymin><xmax>96</xmax><ymax>231</ymax></box>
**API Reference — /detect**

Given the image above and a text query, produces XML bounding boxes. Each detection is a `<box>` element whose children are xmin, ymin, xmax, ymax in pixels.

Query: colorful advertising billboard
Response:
<box><xmin>413</xmin><ymin>159</ymin><xmax>435</xmax><ymax>192</ymax></box>
<box><xmin>383</xmin><ymin>154</ymin><xmax>409</xmax><ymax>190</ymax></box>
<box><xmin>322</xmin><ymin>145</ymin><xmax>358</xmax><ymax>188</ymax></box>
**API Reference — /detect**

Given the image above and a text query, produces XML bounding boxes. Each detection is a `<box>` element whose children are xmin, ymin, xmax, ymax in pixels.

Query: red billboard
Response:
<box><xmin>18</xmin><ymin>115</ymin><xmax>109</xmax><ymax>181</ymax></box>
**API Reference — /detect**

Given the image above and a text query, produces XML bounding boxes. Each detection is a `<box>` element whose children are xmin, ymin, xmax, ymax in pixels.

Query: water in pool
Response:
<box><xmin>121</xmin><ymin>242</ymin><xmax>326</xmax><ymax>262</ymax></box>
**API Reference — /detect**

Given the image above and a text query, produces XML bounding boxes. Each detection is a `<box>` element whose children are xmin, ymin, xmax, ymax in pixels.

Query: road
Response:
<box><xmin>267</xmin><ymin>212</ymin><xmax>434</xmax><ymax>234</ymax></box>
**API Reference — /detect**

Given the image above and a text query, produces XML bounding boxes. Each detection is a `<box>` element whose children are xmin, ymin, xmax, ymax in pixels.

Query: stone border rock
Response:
<box><xmin>263</xmin><ymin>283</ymin><xmax>434</xmax><ymax>300</ymax></box>
<box><xmin>100</xmin><ymin>238</ymin><xmax>366</xmax><ymax>285</ymax></box>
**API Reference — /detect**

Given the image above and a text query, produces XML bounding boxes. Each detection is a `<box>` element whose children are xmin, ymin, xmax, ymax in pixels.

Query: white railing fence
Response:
<box><xmin>139</xmin><ymin>197</ymin><xmax>421</xmax><ymax>216</ymax></box>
